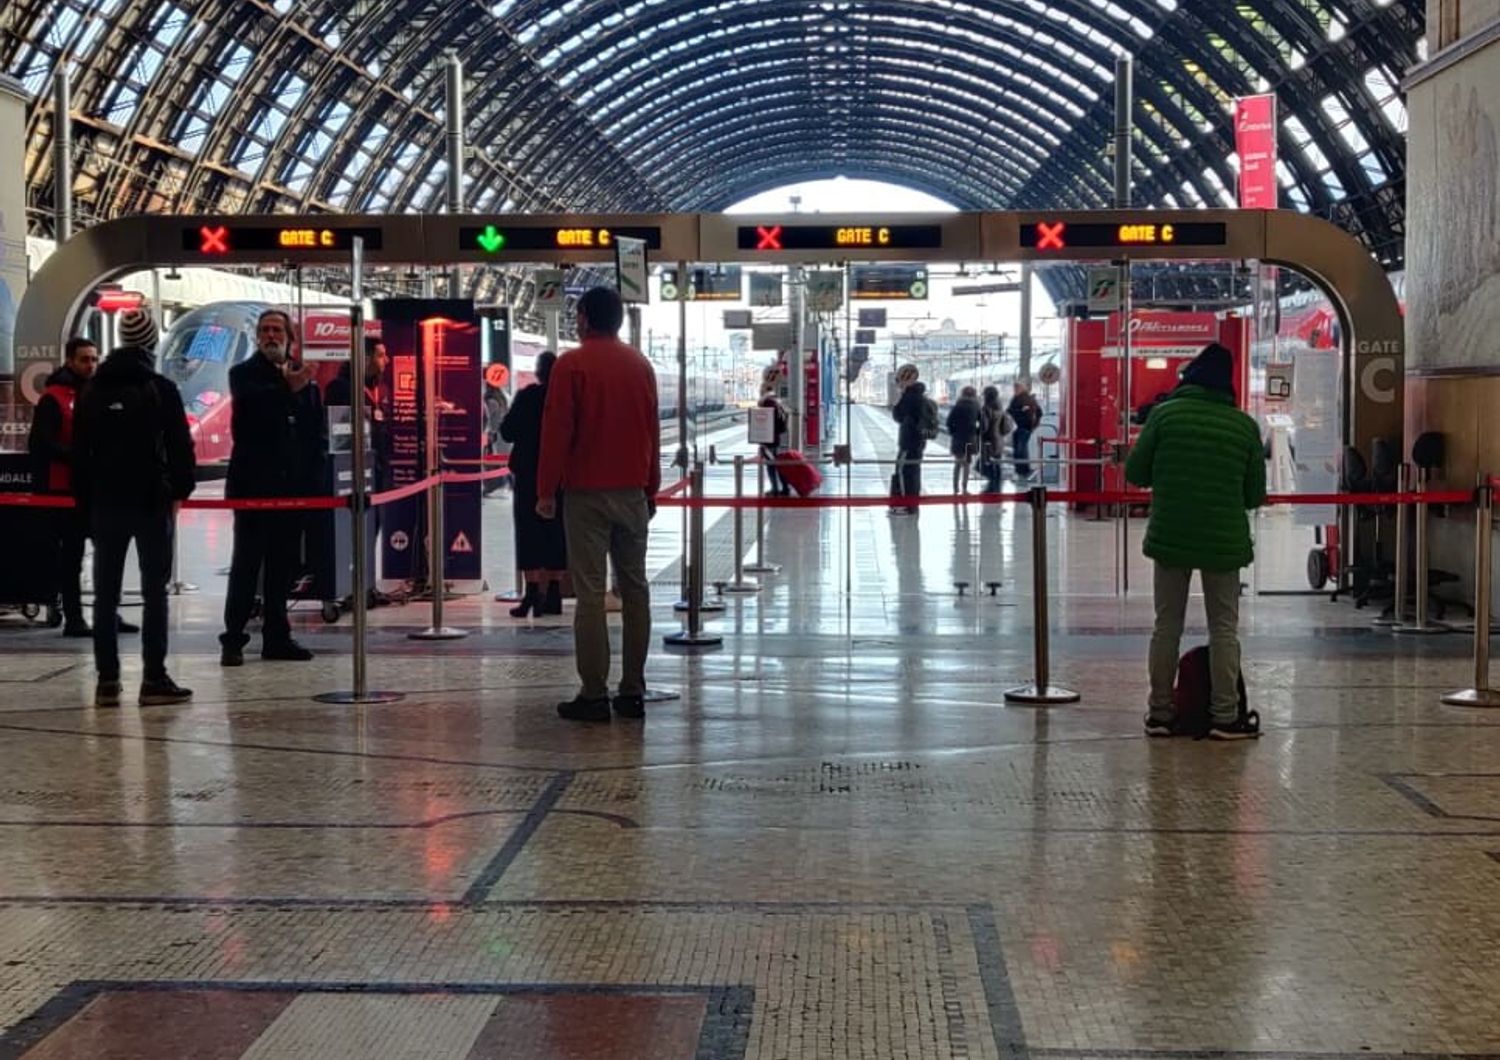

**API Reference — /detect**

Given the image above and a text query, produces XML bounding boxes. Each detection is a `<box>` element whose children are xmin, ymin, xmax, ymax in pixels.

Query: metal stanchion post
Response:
<box><xmin>318</xmin><ymin>237</ymin><xmax>403</xmax><ymax>703</ymax></box>
<box><xmin>1443</xmin><ymin>475</ymin><xmax>1500</xmax><ymax>707</ymax></box>
<box><xmin>675</xmin><ymin>464</ymin><xmax>725</xmax><ymax>614</ymax></box>
<box><xmin>1395</xmin><ymin>470</ymin><xmax>1450</xmax><ymax>635</ymax></box>
<box><xmin>410</xmin><ymin>474</ymin><xmax>468</xmax><ymax>639</ymax></box>
<box><xmin>724</xmin><ymin>456</ymin><xmax>759</xmax><ymax>595</ymax></box>
<box><xmin>1375</xmin><ymin>463</ymin><xmax>1410</xmax><ymax>627</ymax></box>
<box><xmin>168</xmin><ymin>530</ymin><xmax>197</xmax><ymax>595</ymax></box>
<box><xmin>665</xmin><ymin>462</ymin><xmax>723</xmax><ymax>649</ymax></box>
<box><xmin>1005</xmin><ymin>487</ymin><xmax>1080</xmax><ymax>705</ymax></box>
<box><xmin>745</xmin><ymin>460</ymin><xmax>781</xmax><ymax>575</ymax></box>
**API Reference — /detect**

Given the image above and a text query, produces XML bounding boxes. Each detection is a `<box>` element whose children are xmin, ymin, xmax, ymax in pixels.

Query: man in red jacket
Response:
<box><xmin>536</xmin><ymin>287</ymin><xmax>661</xmax><ymax>722</ymax></box>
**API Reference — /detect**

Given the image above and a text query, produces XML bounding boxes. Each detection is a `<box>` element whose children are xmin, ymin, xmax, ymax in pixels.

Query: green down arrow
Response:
<box><xmin>476</xmin><ymin>225</ymin><xmax>506</xmax><ymax>253</ymax></box>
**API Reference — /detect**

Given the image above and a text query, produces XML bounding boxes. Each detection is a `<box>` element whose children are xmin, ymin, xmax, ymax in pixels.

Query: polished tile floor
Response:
<box><xmin>0</xmin><ymin>407</ymin><xmax>1496</xmax><ymax>1058</ymax></box>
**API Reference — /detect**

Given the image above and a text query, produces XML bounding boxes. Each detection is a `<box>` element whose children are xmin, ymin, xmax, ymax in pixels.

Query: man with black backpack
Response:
<box><xmin>72</xmin><ymin>307</ymin><xmax>197</xmax><ymax>708</ymax></box>
<box><xmin>890</xmin><ymin>363</ymin><xmax>937</xmax><ymax>516</ymax></box>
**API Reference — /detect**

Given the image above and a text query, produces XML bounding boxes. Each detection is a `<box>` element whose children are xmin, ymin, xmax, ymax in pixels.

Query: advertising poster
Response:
<box><xmin>376</xmin><ymin>299</ymin><xmax>482</xmax><ymax>582</ymax></box>
<box><xmin>1235</xmin><ymin>94</ymin><xmax>1279</xmax><ymax>210</ymax></box>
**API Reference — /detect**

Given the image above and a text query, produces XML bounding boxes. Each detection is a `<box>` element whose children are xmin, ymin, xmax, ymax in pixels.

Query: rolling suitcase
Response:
<box><xmin>775</xmin><ymin>450</ymin><xmax>822</xmax><ymax>497</ymax></box>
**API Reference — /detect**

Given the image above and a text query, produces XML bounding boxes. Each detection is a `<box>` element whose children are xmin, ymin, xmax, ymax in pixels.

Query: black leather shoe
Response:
<box><xmin>63</xmin><ymin>621</ymin><xmax>92</xmax><ymax>638</ymax></box>
<box><xmin>220</xmin><ymin>641</ymin><xmax>245</xmax><ymax>667</ymax></box>
<box><xmin>140</xmin><ymin>676</ymin><xmax>193</xmax><ymax>707</ymax></box>
<box><xmin>263</xmin><ymin>640</ymin><xmax>315</xmax><ymax>662</ymax></box>
<box><xmin>612</xmin><ymin>694</ymin><xmax>646</xmax><ymax>720</ymax></box>
<box><xmin>557</xmin><ymin>696</ymin><xmax>611</xmax><ymax>722</ymax></box>
<box><xmin>116</xmin><ymin>618</ymin><xmax>140</xmax><ymax>634</ymax></box>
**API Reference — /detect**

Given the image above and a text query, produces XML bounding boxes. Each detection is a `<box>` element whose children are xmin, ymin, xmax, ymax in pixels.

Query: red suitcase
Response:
<box><xmin>775</xmin><ymin>450</ymin><xmax>822</xmax><ymax>497</ymax></box>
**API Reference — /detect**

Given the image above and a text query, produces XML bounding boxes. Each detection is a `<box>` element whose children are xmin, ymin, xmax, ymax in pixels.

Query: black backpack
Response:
<box><xmin>86</xmin><ymin>378</ymin><xmax>168</xmax><ymax>500</ymax></box>
<box><xmin>1171</xmin><ymin>646</ymin><xmax>1256</xmax><ymax>738</ymax></box>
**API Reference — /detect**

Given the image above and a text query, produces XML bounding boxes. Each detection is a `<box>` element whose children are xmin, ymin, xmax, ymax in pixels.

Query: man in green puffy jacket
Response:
<box><xmin>1125</xmin><ymin>344</ymin><xmax>1267</xmax><ymax>740</ymax></box>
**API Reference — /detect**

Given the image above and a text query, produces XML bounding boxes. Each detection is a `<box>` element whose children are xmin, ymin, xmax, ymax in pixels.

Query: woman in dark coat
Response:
<box><xmin>499</xmin><ymin>351</ymin><xmax>567</xmax><ymax>617</ymax></box>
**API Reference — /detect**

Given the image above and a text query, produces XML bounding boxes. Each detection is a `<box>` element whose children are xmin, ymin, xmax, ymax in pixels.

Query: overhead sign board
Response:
<box><xmin>1087</xmin><ymin>266</ymin><xmax>1123</xmax><ymax>313</ymax></box>
<box><xmin>533</xmin><ymin>269</ymin><xmax>566</xmax><ymax>311</ymax></box>
<box><xmin>185</xmin><ymin>225</ymin><xmax>384</xmax><ymax>255</ymax></box>
<box><xmin>805</xmin><ymin>271</ymin><xmax>844</xmax><ymax>312</ymax></box>
<box><xmin>850</xmin><ymin>264</ymin><xmax>928</xmax><ymax>301</ymax></box>
<box><xmin>737</xmin><ymin>223</ymin><xmax>944</xmax><ymax>252</ymax></box>
<box><xmin>1021</xmin><ymin>221</ymin><xmax>1229</xmax><ymax>252</ymax></box>
<box><xmin>461</xmin><ymin>225</ymin><xmax>662</xmax><ymax>254</ymax></box>
<box><xmin>660</xmin><ymin>265</ymin><xmax>743</xmax><ymax>302</ymax></box>
<box><xmin>749</xmin><ymin>272</ymin><xmax>783</xmax><ymax>307</ymax></box>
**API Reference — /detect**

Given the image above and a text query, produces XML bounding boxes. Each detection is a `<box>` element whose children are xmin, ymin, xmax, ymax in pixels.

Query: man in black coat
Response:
<box><xmin>220</xmin><ymin>309</ymin><xmax>326</xmax><ymax>666</ymax></box>
<box><xmin>72</xmin><ymin>309</ymin><xmax>196</xmax><ymax>707</ymax></box>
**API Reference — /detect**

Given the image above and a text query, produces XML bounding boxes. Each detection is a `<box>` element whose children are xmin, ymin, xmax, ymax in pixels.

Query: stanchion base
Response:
<box><xmin>1393</xmin><ymin>621</ymin><xmax>1454</xmax><ymax>635</ymax></box>
<box><xmin>723</xmin><ymin>581</ymin><xmax>761</xmax><ymax>595</ymax></box>
<box><xmin>169</xmin><ymin>581</ymin><xmax>199</xmax><ymax>595</ymax></box>
<box><xmin>313</xmin><ymin>690</ymin><xmax>406</xmax><ymax>704</ymax></box>
<box><xmin>643</xmin><ymin>688</ymin><xmax>680</xmax><ymax>703</ymax></box>
<box><xmin>1372</xmin><ymin>613</ymin><xmax>1408</xmax><ymax>628</ymax></box>
<box><xmin>1441</xmin><ymin>687</ymin><xmax>1500</xmax><ymax>708</ymax></box>
<box><xmin>663</xmin><ymin>631</ymin><xmax>723</xmax><ymax>649</ymax></box>
<box><xmin>1003</xmin><ymin>684</ymin><xmax>1081</xmax><ymax>705</ymax></box>
<box><xmin>674</xmin><ymin>600</ymin><xmax>726</xmax><ymax>614</ymax></box>
<box><xmin>408</xmin><ymin>627</ymin><xmax>469</xmax><ymax>640</ymax></box>
<box><xmin>744</xmin><ymin>563</ymin><xmax>781</xmax><ymax>575</ymax></box>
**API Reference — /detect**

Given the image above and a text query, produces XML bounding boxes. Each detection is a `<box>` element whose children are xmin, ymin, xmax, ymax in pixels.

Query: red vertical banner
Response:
<box><xmin>1235</xmin><ymin>93</ymin><xmax>1279</xmax><ymax>209</ymax></box>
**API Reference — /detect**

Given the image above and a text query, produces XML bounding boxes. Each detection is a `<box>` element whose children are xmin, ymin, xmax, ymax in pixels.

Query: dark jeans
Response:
<box><xmin>893</xmin><ymin>449</ymin><xmax>922</xmax><ymax>509</ymax></box>
<box><xmin>223</xmin><ymin>510</ymin><xmax>302</xmax><ymax>646</ymax></box>
<box><xmin>91</xmin><ymin>504</ymin><xmax>174</xmax><ymax>682</ymax></box>
<box><xmin>54</xmin><ymin>509</ymin><xmax>87</xmax><ymax>624</ymax></box>
<box><xmin>760</xmin><ymin>446</ymin><xmax>784</xmax><ymax>494</ymax></box>
<box><xmin>1013</xmin><ymin>427</ymin><xmax>1033</xmax><ymax>479</ymax></box>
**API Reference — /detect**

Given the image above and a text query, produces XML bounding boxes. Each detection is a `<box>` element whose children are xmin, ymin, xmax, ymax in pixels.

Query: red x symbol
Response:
<box><xmin>756</xmin><ymin>225</ymin><xmax>783</xmax><ymax>251</ymax></box>
<box><xmin>1035</xmin><ymin>222</ymin><xmax>1066</xmax><ymax>251</ymax></box>
<box><xmin>199</xmin><ymin>225</ymin><xmax>229</xmax><ymax>254</ymax></box>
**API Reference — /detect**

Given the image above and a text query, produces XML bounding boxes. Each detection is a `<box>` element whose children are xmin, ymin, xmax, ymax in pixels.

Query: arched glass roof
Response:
<box><xmin>5</xmin><ymin>0</ymin><xmax>1421</xmax><ymax>288</ymax></box>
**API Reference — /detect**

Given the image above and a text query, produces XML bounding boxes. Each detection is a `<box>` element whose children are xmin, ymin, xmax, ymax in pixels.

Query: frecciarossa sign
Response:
<box><xmin>1126</xmin><ymin>312</ymin><xmax>1220</xmax><ymax>345</ymax></box>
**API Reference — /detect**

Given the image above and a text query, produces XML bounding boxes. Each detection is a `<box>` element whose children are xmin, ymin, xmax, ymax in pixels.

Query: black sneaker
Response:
<box><xmin>1209</xmin><ymin>713</ymin><xmax>1262</xmax><ymax>741</ymax></box>
<box><xmin>1144</xmin><ymin>716</ymin><xmax>1174</xmax><ymax>738</ymax></box>
<box><xmin>140</xmin><ymin>677</ymin><xmax>193</xmax><ymax>707</ymax></box>
<box><xmin>557</xmin><ymin>696</ymin><xmax>611</xmax><ymax>722</ymax></box>
<box><xmin>94</xmin><ymin>679</ymin><xmax>121</xmax><ymax>708</ymax></box>
<box><xmin>63</xmin><ymin>621</ymin><xmax>92</xmax><ymax>638</ymax></box>
<box><xmin>263</xmin><ymin>640</ymin><xmax>315</xmax><ymax>662</ymax></box>
<box><xmin>220</xmin><ymin>639</ymin><xmax>246</xmax><ymax>667</ymax></box>
<box><xmin>613</xmin><ymin>694</ymin><xmax>646</xmax><ymax>720</ymax></box>
<box><xmin>117</xmin><ymin>618</ymin><xmax>140</xmax><ymax>634</ymax></box>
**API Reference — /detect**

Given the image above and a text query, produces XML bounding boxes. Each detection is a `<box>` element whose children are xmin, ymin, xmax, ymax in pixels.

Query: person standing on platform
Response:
<box><xmin>758</xmin><ymin>382</ymin><xmax>790</xmax><ymax>497</ymax></box>
<box><xmin>71</xmin><ymin>309</ymin><xmax>196</xmax><ymax>707</ymax></box>
<box><xmin>536</xmin><ymin>287</ymin><xmax>660</xmax><ymax>723</ymax></box>
<box><xmin>1125</xmin><ymin>343</ymin><xmax>1266</xmax><ymax>741</ymax></box>
<box><xmin>946</xmin><ymin>385</ymin><xmax>982</xmax><ymax>496</ymax></box>
<box><xmin>484</xmin><ymin>382</ymin><xmax>511</xmax><ymax>497</ymax></box>
<box><xmin>29</xmin><ymin>337</ymin><xmax>139</xmax><ymax>637</ymax></box>
<box><xmin>890</xmin><ymin>363</ymin><xmax>932</xmax><ymax>515</ymax></box>
<box><xmin>500</xmin><ymin>350</ymin><xmax>567</xmax><ymax>618</ymax></box>
<box><xmin>325</xmin><ymin>336</ymin><xmax>392</xmax><ymax>605</ymax></box>
<box><xmin>1007</xmin><ymin>377</ymin><xmax>1043</xmax><ymax>482</ymax></box>
<box><xmin>978</xmin><ymin>385</ymin><xmax>1011</xmax><ymax>494</ymax></box>
<box><xmin>220</xmin><ymin>308</ymin><xmax>325</xmax><ymax>666</ymax></box>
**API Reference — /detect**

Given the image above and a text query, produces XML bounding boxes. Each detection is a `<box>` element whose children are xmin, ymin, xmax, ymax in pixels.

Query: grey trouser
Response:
<box><xmin>563</xmin><ymin>488</ymin><xmax>652</xmax><ymax>699</ymax></box>
<box><xmin>1148</xmin><ymin>564</ymin><xmax>1242</xmax><ymax>725</ymax></box>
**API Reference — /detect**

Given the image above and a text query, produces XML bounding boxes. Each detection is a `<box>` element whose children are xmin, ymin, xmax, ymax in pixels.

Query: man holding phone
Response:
<box><xmin>220</xmin><ymin>308</ymin><xmax>326</xmax><ymax>666</ymax></box>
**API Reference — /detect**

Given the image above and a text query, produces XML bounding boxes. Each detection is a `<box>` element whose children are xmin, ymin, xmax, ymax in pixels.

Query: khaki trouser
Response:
<box><xmin>563</xmin><ymin>489</ymin><xmax>652</xmax><ymax>699</ymax></box>
<box><xmin>1148</xmin><ymin>564</ymin><xmax>1242</xmax><ymax>725</ymax></box>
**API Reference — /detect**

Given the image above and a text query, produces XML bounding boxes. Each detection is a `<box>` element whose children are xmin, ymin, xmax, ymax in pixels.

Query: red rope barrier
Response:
<box><xmin>440</xmin><ymin>467</ymin><xmax>512</xmax><ymax>485</ymax></box>
<box><xmin>369</xmin><ymin>477</ymin><xmax>440</xmax><ymax>508</ymax></box>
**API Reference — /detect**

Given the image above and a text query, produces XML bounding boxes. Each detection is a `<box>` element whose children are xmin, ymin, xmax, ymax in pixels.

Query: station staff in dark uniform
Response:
<box><xmin>220</xmin><ymin>308</ymin><xmax>326</xmax><ymax>666</ymax></box>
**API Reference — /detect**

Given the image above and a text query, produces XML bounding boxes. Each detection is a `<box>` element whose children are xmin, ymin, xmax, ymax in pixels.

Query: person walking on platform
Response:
<box><xmin>29</xmin><ymin>337</ymin><xmax>139</xmax><ymax>638</ymax></box>
<box><xmin>220</xmin><ymin>309</ymin><xmax>326</xmax><ymax>666</ymax></box>
<box><xmin>890</xmin><ymin>363</ymin><xmax>933</xmax><ymax>515</ymax></box>
<box><xmin>536</xmin><ymin>287</ymin><xmax>660</xmax><ymax>723</ymax></box>
<box><xmin>71</xmin><ymin>309</ymin><xmax>196</xmax><ymax>707</ymax></box>
<box><xmin>1007</xmin><ymin>378</ymin><xmax>1043</xmax><ymax>481</ymax></box>
<box><xmin>758</xmin><ymin>382</ymin><xmax>790</xmax><ymax>497</ymax></box>
<box><xmin>501</xmin><ymin>350</ymin><xmax>567</xmax><ymax>618</ymax></box>
<box><xmin>946</xmin><ymin>385</ymin><xmax>982</xmax><ymax>496</ymax></box>
<box><xmin>978</xmin><ymin>385</ymin><xmax>1011</xmax><ymax>494</ymax></box>
<box><xmin>484</xmin><ymin>382</ymin><xmax>511</xmax><ymax>497</ymax></box>
<box><xmin>1125</xmin><ymin>343</ymin><xmax>1266</xmax><ymax>741</ymax></box>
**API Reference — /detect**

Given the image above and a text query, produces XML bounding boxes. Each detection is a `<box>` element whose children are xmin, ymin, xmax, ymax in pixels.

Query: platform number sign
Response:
<box><xmin>534</xmin><ymin>269</ymin><xmax>566</xmax><ymax>311</ymax></box>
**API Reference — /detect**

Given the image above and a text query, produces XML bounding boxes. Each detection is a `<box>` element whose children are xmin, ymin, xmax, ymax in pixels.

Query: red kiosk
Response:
<box><xmin>1062</xmin><ymin>309</ymin><xmax>1251</xmax><ymax>499</ymax></box>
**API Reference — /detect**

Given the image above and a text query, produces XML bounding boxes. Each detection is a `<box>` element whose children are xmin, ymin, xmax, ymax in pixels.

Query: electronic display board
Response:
<box><xmin>185</xmin><ymin>225</ymin><xmax>384</xmax><ymax>254</ymax></box>
<box><xmin>850</xmin><ymin>264</ymin><xmax>929</xmax><ymax>301</ymax></box>
<box><xmin>460</xmin><ymin>225</ymin><xmax>662</xmax><ymax>253</ymax></box>
<box><xmin>661</xmin><ymin>265</ymin><xmax>743</xmax><ymax>302</ymax></box>
<box><xmin>737</xmin><ymin>223</ymin><xmax>944</xmax><ymax>252</ymax></box>
<box><xmin>1020</xmin><ymin>221</ymin><xmax>1229</xmax><ymax>251</ymax></box>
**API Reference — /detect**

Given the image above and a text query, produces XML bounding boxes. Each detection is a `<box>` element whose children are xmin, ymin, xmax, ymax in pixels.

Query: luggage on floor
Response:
<box><xmin>1171</xmin><ymin>645</ymin><xmax>1255</xmax><ymax>737</ymax></box>
<box><xmin>775</xmin><ymin>450</ymin><xmax>822</xmax><ymax>497</ymax></box>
